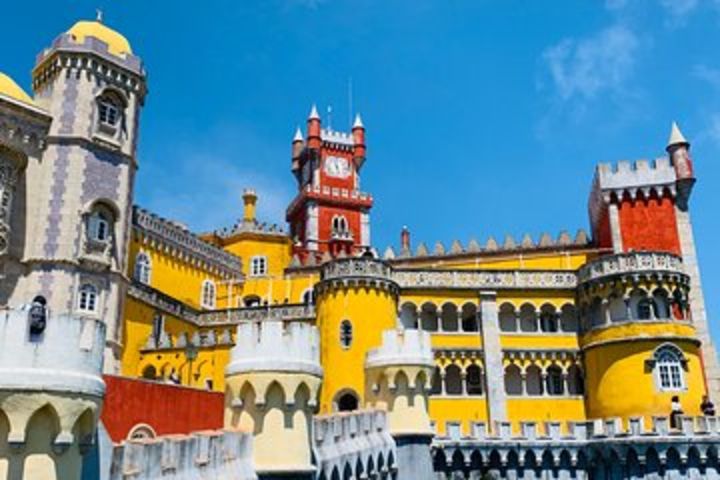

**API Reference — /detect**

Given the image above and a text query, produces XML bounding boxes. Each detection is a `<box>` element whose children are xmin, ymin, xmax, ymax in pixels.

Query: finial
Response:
<box><xmin>353</xmin><ymin>113</ymin><xmax>364</xmax><ymax>129</ymax></box>
<box><xmin>308</xmin><ymin>104</ymin><xmax>320</xmax><ymax>120</ymax></box>
<box><xmin>96</xmin><ymin>8</ymin><xmax>104</xmax><ymax>23</ymax></box>
<box><xmin>666</xmin><ymin>121</ymin><xmax>689</xmax><ymax>151</ymax></box>
<box><xmin>327</xmin><ymin>105</ymin><xmax>333</xmax><ymax>130</ymax></box>
<box><xmin>293</xmin><ymin>127</ymin><xmax>304</xmax><ymax>142</ymax></box>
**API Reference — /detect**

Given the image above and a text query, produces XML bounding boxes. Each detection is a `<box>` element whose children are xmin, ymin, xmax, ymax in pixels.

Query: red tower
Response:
<box><xmin>286</xmin><ymin>106</ymin><xmax>373</xmax><ymax>259</ymax></box>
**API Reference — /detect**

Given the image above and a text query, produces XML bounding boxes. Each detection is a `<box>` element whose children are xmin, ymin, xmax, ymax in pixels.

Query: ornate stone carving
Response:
<box><xmin>392</xmin><ymin>269</ymin><xmax>578</xmax><ymax>290</ymax></box>
<box><xmin>578</xmin><ymin>251</ymin><xmax>686</xmax><ymax>285</ymax></box>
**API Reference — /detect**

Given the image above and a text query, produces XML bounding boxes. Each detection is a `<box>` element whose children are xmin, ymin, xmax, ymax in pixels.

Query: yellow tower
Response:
<box><xmin>315</xmin><ymin>257</ymin><xmax>399</xmax><ymax>413</ymax></box>
<box><xmin>224</xmin><ymin>320</ymin><xmax>322</xmax><ymax>479</ymax></box>
<box><xmin>0</xmin><ymin>309</ymin><xmax>106</xmax><ymax>480</ymax></box>
<box><xmin>578</xmin><ymin>251</ymin><xmax>706</xmax><ymax>421</ymax></box>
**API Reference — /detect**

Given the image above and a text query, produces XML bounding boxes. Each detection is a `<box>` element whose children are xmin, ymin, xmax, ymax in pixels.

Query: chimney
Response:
<box><xmin>242</xmin><ymin>188</ymin><xmax>258</xmax><ymax>224</ymax></box>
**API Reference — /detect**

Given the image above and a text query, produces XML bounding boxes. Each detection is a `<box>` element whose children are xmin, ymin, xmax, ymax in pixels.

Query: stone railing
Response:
<box><xmin>578</xmin><ymin>251</ymin><xmax>685</xmax><ymax>285</ymax></box>
<box><xmin>133</xmin><ymin>206</ymin><xmax>243</xmax><ymax>277</ymax></box>
<box><xmin>433</xmin><ymin>416</ymin><xmax>720</xmax><ymax>476</ymax></box>
<box><xmin>199</xmin><ymin>304</ymin><xmax>316</xmax><ymax>325</ymax></box>
<box><xmin>321</xmin><ymin>257</ymin><xmax>393</xmax><ymax>281</ymax></box>
<box><xmin>393</xmin><ymin>269</ymin><xmax>578</xmax><ymax>290</ymax></box>
<box><xmin>109</xmin><ymin>429</ymin><xmax>256</xmax><ymax>480</ymax></box>
<box><xmin>313</xmin><ymin>410</ymin><xmax>396</xmax><ymax>480</ymax></box>
<box><xmin>128</xmin><ymin>282</ymin><xmax>200</xmax><ymax>324</ymax></box>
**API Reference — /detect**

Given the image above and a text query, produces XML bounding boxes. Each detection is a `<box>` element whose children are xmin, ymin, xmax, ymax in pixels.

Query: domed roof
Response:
<box><xmin>67</xmin><ymin>20</ymin><xmax>132</xmax><ymax>57</ymax></box>
<box><xmin>0</xmin><ymin>72</ymin><xmax>35</xmax><ymax>106</ymax></box>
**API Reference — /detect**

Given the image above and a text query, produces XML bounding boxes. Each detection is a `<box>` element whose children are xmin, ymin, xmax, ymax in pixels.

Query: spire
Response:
<box><xmin>96</xmin><ymin>8</ymin><xmax>104</xmax><ymax>23</ymax></box>
<box><xmin>353</xmin><ymin>113</ymin><xmax>364</xmax><ymax>129</ymax></box>
<box><xmin>666</xmin><ymin>121</ymin><xmax>689</xmax><ymax>151</ymax></box>
<box><xmin>308</xmin><ymin>104</ymin><xmax>320</xmax><ymax>120</ymax></box>
<box><xmin>293</xmin><ymin>127</ymin><xmax>304</xmax><ymax>142</ymax></box>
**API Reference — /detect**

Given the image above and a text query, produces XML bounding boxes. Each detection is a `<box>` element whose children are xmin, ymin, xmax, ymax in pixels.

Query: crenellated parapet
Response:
<box><xmin>109</xmin><ymin>429</ymin><xmax>256</xmax><ymax>480</ymax></box>
<box><xmin>318</xmin><ymin>257</ymin><xmax>397</xmax><ymax>295</ymax></box>
<box><xmin>313</xmin><ymin>409</ymin><xmax>397</xmax><ymax>480</ymax></box>
<box><xmin>224</xmin><ymin>320</ymin><xmax>322</xmax><ymax>478</ymax></box>
<box><xmin>433</xmin><ymin>415</ymin><xmax>720</xmax><ymax>478</ymax></box>
<box><xmin>0</xmin><ymin>308</ymin><xmax>106</xmax><ymax>479</ymax></box>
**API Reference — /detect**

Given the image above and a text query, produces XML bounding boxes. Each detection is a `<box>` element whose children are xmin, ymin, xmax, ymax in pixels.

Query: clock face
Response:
<box><xmin>324</xmin><ymin>156</ymin><xmax>351</xmax><ymax>179</ymax></box>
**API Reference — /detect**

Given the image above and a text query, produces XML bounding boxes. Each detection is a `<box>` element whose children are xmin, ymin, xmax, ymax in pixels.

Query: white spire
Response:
<box><xmin>308</xmin><ymin>104</ymin><xmax>320</xmax><ymax>120</ymax></box>
<box><xmin>667</xmin><ymin>121</ymin><xmax>689</xmax><ymax>149</ymax></box>
<box><xmin>293</xmin><ymin>127</ymin><xmax>304</xmax><ymax>142</ymax></box>
<box><xmin>353</xmin><ymin>113</ymin><xmax>364</xmax><ymax>129</ymax></box>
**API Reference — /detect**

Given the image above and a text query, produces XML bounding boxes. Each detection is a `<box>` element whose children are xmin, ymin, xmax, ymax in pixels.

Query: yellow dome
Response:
<box><xmin>0</xmin><ymin>72</ymin><xmax>35</xmax><ymax>106</ymax></box>
<box><xmin>67</xmin><ymin>20</ymin><xmax>132</xmax><ymax>57</ymax></box>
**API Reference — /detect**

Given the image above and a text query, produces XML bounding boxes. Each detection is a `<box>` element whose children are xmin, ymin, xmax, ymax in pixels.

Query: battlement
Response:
<box><xmin>0</xmin><ymin>308</ymin><xmax>105</xmax><ymax>397</ymax></box>
<box><xmin>321</xmin><ymin>128</ymin><xmax>355</xmax><ymax>147</ymax></box>
<box><xmin>595</xmin><ymin>158</ymin><xmax>677</xmax><ymax>198</ymax></box>
<box><xmin>366</xmin><ymin>328</ymin><xmax>434</xmax><ymax>370</ymax></box>
<box><xmin>109</xmin><ymin>429</ymin><xmax>256</xmax><ymax>480</ymax></box>
<box><xmin>225</xmin><ymin>320</ymin><xmax>321</xmax><ymax>376</ymax></box>
<box><xmin>313</xmin><ymin>409</ymin><xmax>397</xmax><ymax>479</ymax></box>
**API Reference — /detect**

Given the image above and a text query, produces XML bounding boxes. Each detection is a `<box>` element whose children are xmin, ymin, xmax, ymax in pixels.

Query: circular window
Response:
<box><xmin>340</xmin><ymin>320</ymin><xmax>352</xmax><ymax>349</ymax></box>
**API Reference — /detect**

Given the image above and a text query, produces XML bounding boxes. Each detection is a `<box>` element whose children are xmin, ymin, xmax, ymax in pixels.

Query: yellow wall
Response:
<box><xmin>393</xmin><ymin>249</ymin><xmax>593</xmax><ymax>271</ymax></box>
<box><xmin>315</xmin><ymin>285</ymin><xmax>397</xmax><ymax>413</ymax></box>
<box><xmin>128</xmin><ymin>234</ymin><xmax>231</xmax><ymax>309</ymax></box>
<box><xmin>429</xmin><ymin>398</ymin><xmax>488</xmax><ymax>435</ymax></box>
<box><xmin>583</xmin><ymin>334</ymin><xmax>705</xmax><ymax>421</ymax></box>
<box><xmin>506</xmin><ymin>398</ymin><xmax>586</xmax><ymax>433</ymax></box>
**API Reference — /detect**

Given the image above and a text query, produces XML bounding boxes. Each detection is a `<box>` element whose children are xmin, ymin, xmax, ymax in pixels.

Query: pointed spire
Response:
<box><xmin>667</xmin><ymin>121</ymin><xmax>689</xmax><ymax>151</ymax></box>
<box><xmin>293</xmin><ymin>127</ymin><xmax>304</xmax><ymax>142</ymax></box>
<box><xmin>308</xmin><ymin>104</ymin><xmax>320</xmax><ymax>120</ymax></box>
<box><xmin>353</xmin><ymin>113</ymin><xmax>364</xmax><ymax>129</ymax></box>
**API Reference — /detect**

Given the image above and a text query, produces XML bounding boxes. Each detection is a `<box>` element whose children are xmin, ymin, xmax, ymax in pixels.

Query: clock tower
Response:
<box><xmin>287</xmin><ymin>105</ymin><xmax>373</xmax><ymax>259</ymax></box>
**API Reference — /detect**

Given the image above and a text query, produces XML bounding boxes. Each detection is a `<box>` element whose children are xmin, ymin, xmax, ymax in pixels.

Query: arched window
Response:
<box><xmin>420</xmin><ymin>303</ymin><xmax>438</xmax><ymax>332</ymax></box>
<box><xmin>519</xmin><ymin>304</ymin><xmax>537</xmax><ymax>332</ymax></box>
<box><xmin>134</xmin><ymin>251</ymin><xmax>152</xmax><ymax>285</ymax></box>
<box><xmin>461</xmin><ymin>303</ymin><xmax>479</xmax><ymax>332</ymax></box>
<box><xmin>400</xmin><ymin>303</ymin><xmax>418</xmax><ymax>329</ymax></box>
<box><xmin>332</xmin><ymin>215</ymin><xmax>349</xmax><ymax>234</ymax></box>
<box><xmin>589</xmin><ymin>297</ymin><xmax>604</xmax><ymax>327</ymax></box>
<box><xmin>504</xmin><ymin>364</ymin><xmax>522</xmax><ymax>395</ymax></box>
<box><xmin>499</xmin><ymin>303</ymin><xmax>517</xmax><ymax>332</ymax></box>
<box><xmin>608</xmin><ymin>295</ymin><xmax>628</xmax><ymax>322</ymax></box>
<box><xmin>430</xmin><ymin>367</ymin><xmax>442</xmax><ymax>395</ymax></box>
<box><xmin>128</xmin><ymin>424</ymin><xmax>156</xmax><ymax>441</ymax></box>
<box><xmin>242</xmin><ymin>295</ymin><xmax>260</xmax><ymax>307</ymax></box>
<box><xmin>77</xmin><ymin>284</ymin><xmax>99</xmax><ymax>313</ymax></box>
<box><xmin>201</xmin><ymin>280</ymin><xmax>216</xmax><ymax>309</ymax></box>
<box><xmin>337</xmin><ymin>392</ymin><xmax>359</xmax><ymax>412</ymax></box>
<box><xmin>629</xmin><ymin>289</ymin><xmax>650</xmax><ymax>320</ymax></box>
<box><xmin>441</xmin><ymin>303</ymin><xmax>459</xmax><ymax>332</ymax></box>
<box><xmin>87</xmin><ymin>207</ymin><xmax>112</xmax><ymax>243</ymax></box>
<box><xmin>637</xmin><ymin>299</ymin><xmax>653</xmax><ymax>320</ymax></box>
<box><xmin>545</xmin><ymin>366</ymin><xmax>564</xmax><ymax>396</ymax></box>
<box><xmin>96</xmin><ymin>90</ymin><xmax>126</xmax><ymax>138</ymax></box>
<box><xmin>466</xmin><ymin>365</ymin><xmax>483</xmax><ymax>395</ymax></box>
<box><xmin>559</xmin><ymin>304</ymin><xmax>578</xmax><ymax>332</ymax></box>
<box><xmin>250</xmin><ymin>256</ymin><xmax>268</xmax><ymax>276</ymax></box>
<box><xmin>444</xmin><ymin>365</ymin><xmax>463</xmax><ymax>395</ymax></box>
<box><xmin>539</xmin><ymin>305</ymin><xmax>558</xmax><ymax>333</ymax></box>
<box><xmin>141</xmin><ymin>365</ymin><xmax>157</xmax><ymax>380</ymax></box>
<box><xmin>151</xmin><ymin>313</ymin><xmax>164</xmax><ymax>346</ymax></box>
<box><xmin>653</xmin><ymin>344</ymin><xmax>686</xmax><ymax>391</ymax></box>
<box><xmin>567</xmin><ymin>364</ymin><xmax>584</xmax><ymax>395</ymax></box>
<box><xmin>652</xmin><ymin>289</ymin><xmax>671</xmax><ymax>319</ymax></box>
<box><xmin>340</xmin><ymin>320</ymin><xmax>353</xmax><ymax>349</ymax></box>
<box><xmin>301</xmin><ymin>288</ymin><xmax>315</xmax><ymax>305</ymax></box>
<box><xmin>525</xmin><ymin>365</ymin><xmax>543</xmax><ymax>395</ymax></box>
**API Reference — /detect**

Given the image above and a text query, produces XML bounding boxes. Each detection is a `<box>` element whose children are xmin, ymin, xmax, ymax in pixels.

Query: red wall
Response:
<box><xmin>101</xmin><ymin>375</ymin><xmax>224</xmax><ymax>443</ymax></box>
<box><xmin>618</xmin><ymin>194</ymin><xmax>681</xmax><ymax>255</ymax></box>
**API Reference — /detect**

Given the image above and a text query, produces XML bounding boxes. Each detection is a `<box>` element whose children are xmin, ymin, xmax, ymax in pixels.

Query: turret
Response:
<box><xmin>365</xmin><ymin>328</ymin><xmax>435</xmax><ymax>479</ymax></box>
<box><xmin>400</xmin><ymin>226</ymin><xmax>411</xmax><ymax>256</ymax></box>
<box><xmin>666</xmin><ymin>121</ymin><xmax>694</xmax><ymax>184</ymax></box>
<box><xmin>242</xmin><ymin>188</ymin><xmax>258</xmax><ymax>224</ymax></box>
<box><xmin>224</xmin><ymin>321</ymin><xmax>322</xmax><ymax>479</ymax></box>
<box><xmin>307</xmin><ymin>104</ymin><xmax>321</xmax><ymax>150</ymax></box>
<box><xmin>7</xmin><ymin>17</ymin><xmax>148</xmax><ymax>372</ymax></box>
<box><xmin>352</xmin><ymin>113</ymin><xmax>366</xmax><ymax>168</ymax></box>
<box><xmin>315</xmin><ymin>257</ymin><xmax>399</xmax><ymax>412</ymax></box>
<box><xmin>291</xmin><ymin>127</ymin><xmax>304</xmax><ymax>173</ymax></box>
<box><xmin>0</xmin><ymin>307</ymin><xmax>106</xmax><ymax>480</ymax></box>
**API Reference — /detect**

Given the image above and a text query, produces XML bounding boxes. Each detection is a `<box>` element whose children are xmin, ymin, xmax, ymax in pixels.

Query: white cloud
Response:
<box><xmin>692</xmin><ymin>64</ymin><xmax>720</xmax><ymax>88</ymax></box>
<box><xmin>541</xmin><ymin>24</ymin><xmax>639</xmax><ymax>101</ymax></box>
<box><xmin>659</xmin><ymin>0</ymin><xmax>699</xmax><ymax>20</ymax></box>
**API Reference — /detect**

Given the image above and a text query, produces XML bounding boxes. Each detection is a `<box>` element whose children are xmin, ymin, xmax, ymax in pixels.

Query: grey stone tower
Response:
<box><xmin>6</xmin><ymin>18</ymin><xmax>147</xmax><ymax>372</ymax></box>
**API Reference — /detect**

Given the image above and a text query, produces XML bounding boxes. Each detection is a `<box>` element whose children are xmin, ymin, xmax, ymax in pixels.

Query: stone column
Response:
<box><xmin>479</xmin><ymin>291</ymin><xmax>507</xmax><ymax>427</ymax></box>
<box><xmin>608</xmin><ymin>202</ymin><xmax>624</xmax><ymax>254</ymax></box>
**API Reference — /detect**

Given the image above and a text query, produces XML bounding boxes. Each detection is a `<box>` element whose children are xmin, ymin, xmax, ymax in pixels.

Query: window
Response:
<box><xmin>301</xmin><ymin>289</ymin><xmax>315</xmax><ymax>305</ymax></box>
<box><xmin>88</xmin><ymin>211</ymin><xmax>110</xmax><ymax>243</ymax></box>
<box><xmin>134</xmin><ymin>252</ymin><xmax>152</xmax><ymax>284</ymax></box>
<box><xmin>151</xmin><ymin>313</ymin><xmax>164</xmax><ymax>346</ymax></box>
<box><xmin>332</xmin><ymin>215</ymin><xmax>348</xmax><ymax>233</ymax></box>
<box><xmin>337</xmin><ymin>392</ymin><xmax>359</xmax><ymax>412</ymax></box>
<box><xmin>654</xmin><ymin>344</ymin><xmax>686</xmax><ymax>391</ymax></box>
<box><xmin>466</xmin><ymin>365</ymin><xmax>483</xmax><ymax>395</ymax></box>
<box><xmin>99</xmin><ymin>100</ymin><xmax>120</xmax><ymax>127</ymax></box>
<box><xmin>250</xmin><ymin>256</ymin><xmax>267</xmax><ymax>276</ymax></box>
<box><xmin>539</xmin><ymin>307</ymin><xmax>559</xmax><ymax>333</ymax></box>
<box><xmin>340</xmin><ymin>320</ymin><xmax>353</xmax><ymax>349</ymax></box>
<box><xmin>201</xmin><ymin>280</ymin><xmax>216</xmax><ymax>309</ymax></box>
<box><xmin>637</xmin><ymin>299</ymin><xmax>653</xmax><ymax>320</ymax></box>
<box><xmin>78</xmin><ymin>284</ymin><xmax>99</xmax><ymax>313</ymax></box>
<box><xmin>545</xmin><ymin>366</ymin><xmax>564</xmax><ymax>396</ymax></box>
<box><xmin>243</xmin><ymin>295</ymin><xmax>261</xmax><ymax>307</ymax></box>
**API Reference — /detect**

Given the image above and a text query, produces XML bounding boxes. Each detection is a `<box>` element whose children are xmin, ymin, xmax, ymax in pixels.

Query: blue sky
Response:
<box><xmin>2</xmin><ymin>1</ymin><xmax>719</xmax><ymax>340</ymax></box>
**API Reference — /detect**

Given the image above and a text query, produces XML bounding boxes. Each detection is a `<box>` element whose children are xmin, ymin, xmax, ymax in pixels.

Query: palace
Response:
<box><xmin>1</xmin><ymin>17</ymin><xmax>720</xmax><ymax>480</ymax></box>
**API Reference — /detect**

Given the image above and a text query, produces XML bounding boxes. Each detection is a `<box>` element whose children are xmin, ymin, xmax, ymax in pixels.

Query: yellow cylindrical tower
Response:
<box><xmin>315</xmin><ymin>257</ymin><xmax>399</xmax><ymax>413</ymax></box>
<box><xmin>224</xmin><ymin>320</ymin><xmax>322</xmax><ymax>479</ymax></box>
<box><xmin>578</xmin><ymin>252</ymin><xmax>706</xmax><ymax>422</ymax></box>
<box><xmin>242</xmin><ymin>188</ymin><xmax>258</xmax><ymax>224</ymax></box>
